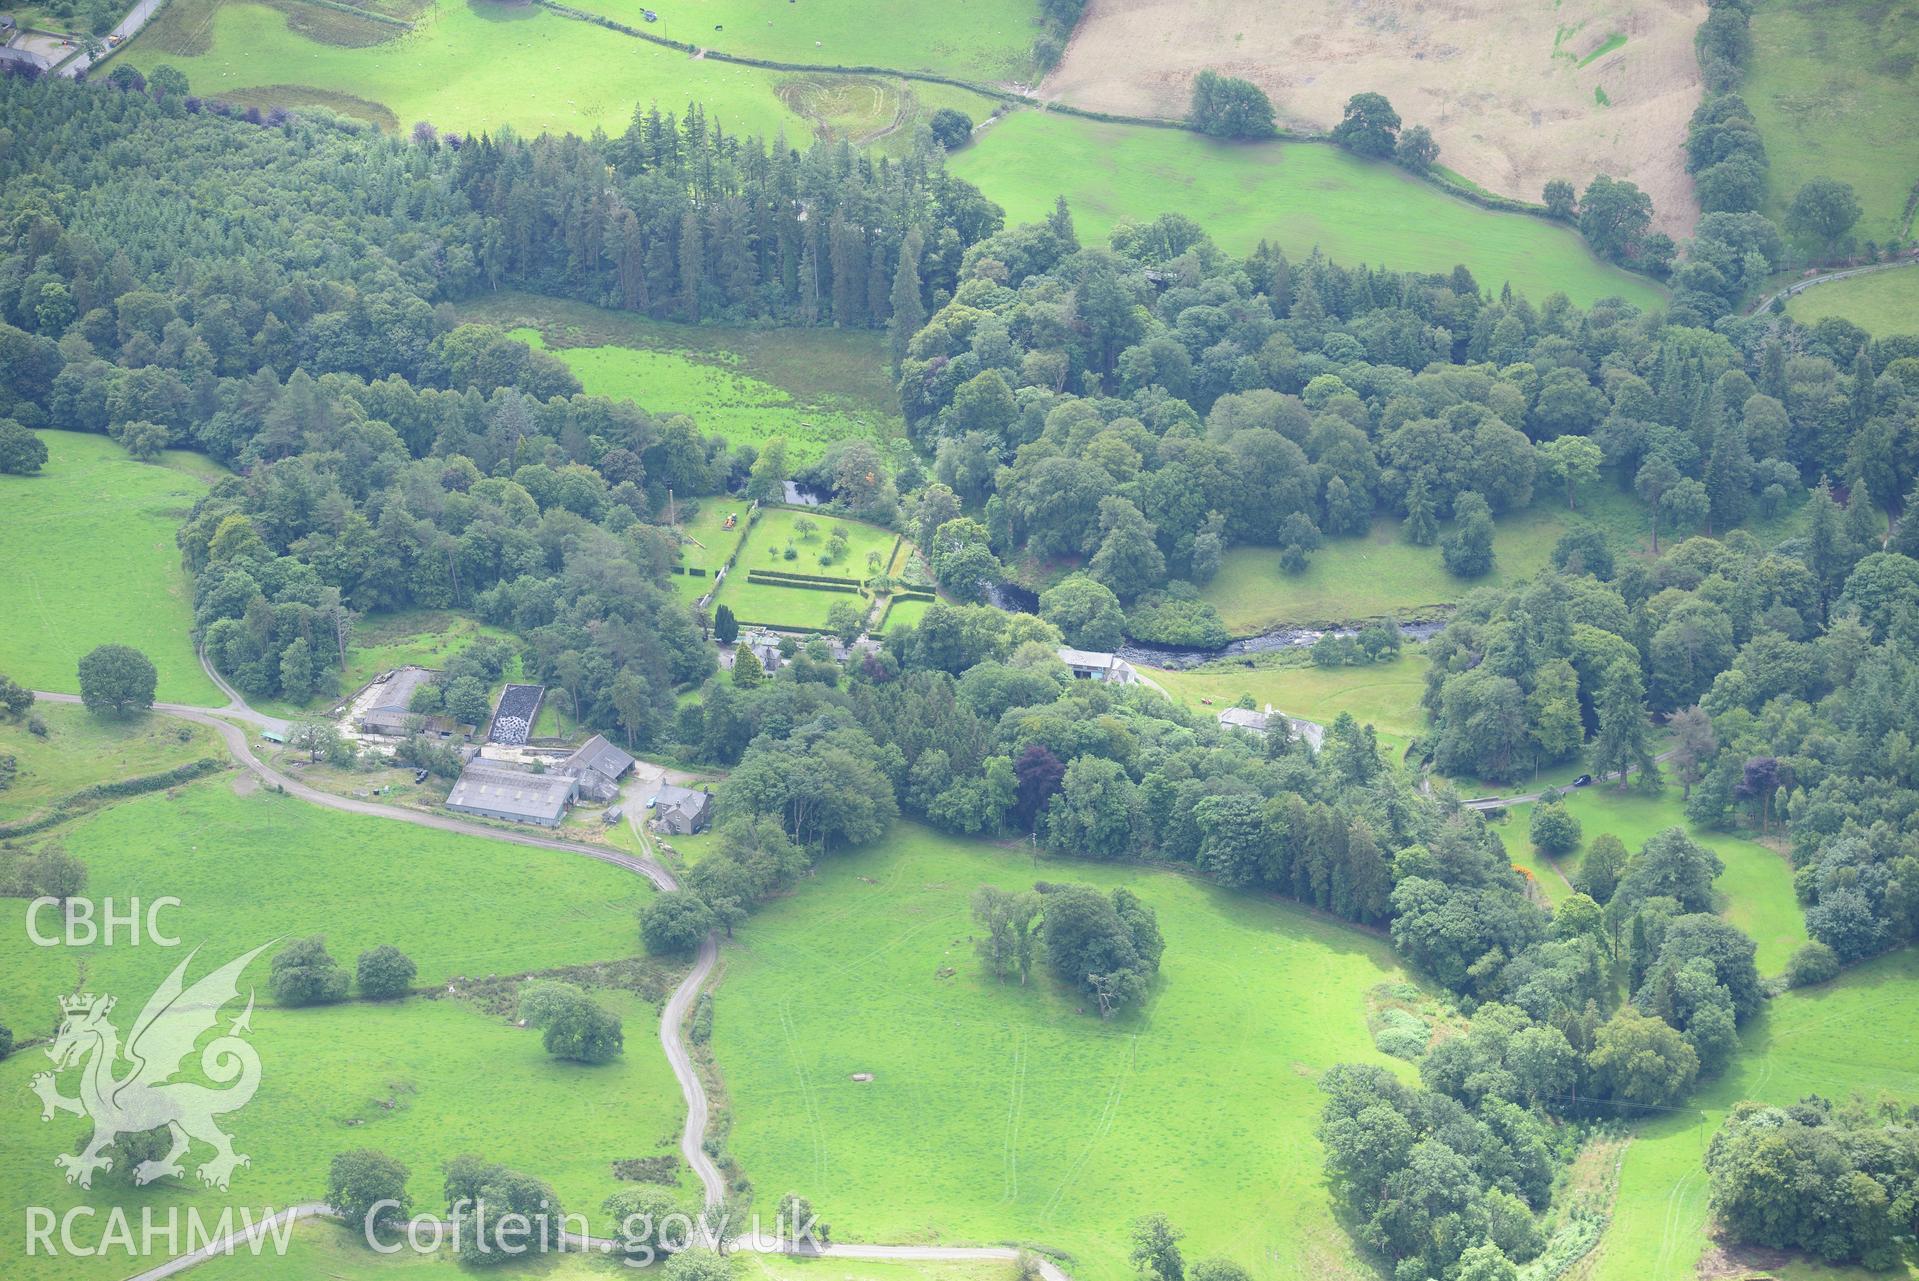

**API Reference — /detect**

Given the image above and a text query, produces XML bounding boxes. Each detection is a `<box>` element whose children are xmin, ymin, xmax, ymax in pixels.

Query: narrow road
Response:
<box><xmin>42</xmin><ymin>664</ymin><xmax>1068</xmax><ymax>1279</ymax></box>
<box><xmin>1443</xmin><ymin>748</ymin><xmax>1679</xmax><ymax>811</ymax></box>
<box><xmin>57</xmin><ymin>0</ymin><xmax>167</xmax><ymax>78</ymax></box>
<box><xmin>1746</xmin><ymin>256</ymin><xmax>1917</xmax><ymax>317</ymax></box>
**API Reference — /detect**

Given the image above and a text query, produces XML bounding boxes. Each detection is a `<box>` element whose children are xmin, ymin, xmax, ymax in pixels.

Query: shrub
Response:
<box><xmin>356</xmin><ymin>945</ymin><xmax>417</xmax><ymax>1000</ymax></box>
<box><xmin>269</xmin><ymin>936</ymin><xmax>350</xmax><ymax>1006</ymax></box>
<box><xmin>1784</xmin><ymin>940</ymin><xmax>1840</xmax><ymax>987</ymax></box>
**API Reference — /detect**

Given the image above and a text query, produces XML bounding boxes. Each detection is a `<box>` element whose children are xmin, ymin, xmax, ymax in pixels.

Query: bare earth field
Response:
<box><xmin>1042</xmin><ymin>0</ymin><xmax>1704</xmax><ymax>234</ymax></box>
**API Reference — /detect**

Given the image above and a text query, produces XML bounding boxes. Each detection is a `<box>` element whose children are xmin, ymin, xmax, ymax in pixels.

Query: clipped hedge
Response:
<box><xmin>747</xmin><ymin>567</ymin><xmax>864</xmax><ymax>587</ymax></box>
<box><xmin>0</xmin><ymin>757</ymin><xmax>225</xmax><ymax>838</ymax></box>
<box><xmin>745</xmin><ymin>571</ymin><xmax>861</xmax><ymax>594</ymax></box>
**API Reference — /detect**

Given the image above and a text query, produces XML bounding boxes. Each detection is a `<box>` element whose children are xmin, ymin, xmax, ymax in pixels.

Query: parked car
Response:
<box><xmin>1571</xmin><ymin>774</ymin><xmax>1593</xmax><ymax>787</ymax></box>
<box><xmin>414</xmin><ymin>768</ymin><xmax>430</xmax><ymax>783</ymax></box>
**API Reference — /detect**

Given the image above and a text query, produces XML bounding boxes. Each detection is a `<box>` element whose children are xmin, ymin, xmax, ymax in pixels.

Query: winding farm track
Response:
<box><xmin>37</xmin><ymin>659</ymin><xmax>1072</xmax><ymax>1281</ymax></box>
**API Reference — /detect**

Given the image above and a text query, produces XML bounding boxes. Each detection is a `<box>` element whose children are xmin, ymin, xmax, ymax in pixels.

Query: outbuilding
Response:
<box><xmin>445</xmin><ymin>762</ymin><xmax>578</xmax><ymax>827</ymax></box>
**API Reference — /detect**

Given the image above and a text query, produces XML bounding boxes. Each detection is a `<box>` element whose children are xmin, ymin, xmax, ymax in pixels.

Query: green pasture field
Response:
<box><xmin>1746</xmin><ymin>0</ymin><xmax>1919</xmax><ymax>245</ymax></box>
<box><xmin>126</xmin><ymin>0</ymin><xmax>1006</xmax><ymax>149</ymax></box>
<box><xmin>1502</xmin><ymin>787</ymin><xmax>1807</xmax><ymax>973</ymax></box>
<box><xmin>0</xmin><ymin>701</ymin><xmax>220</xmax><ymax>825</ymax></box>
<box><xmin>474</xmin><ymin>295</ymin><xmax>903</xmax><ymax>463</ymax></box>
<box><xmin>1199</xmin><ymin>489</ymin><xmax>1642</xmax><ymax>636</ymax></box>
<box><xmin>0</xmin><ymin>992</ymin><xmax>688</xmax><ymax>1281</ymax></box>
<box><xmin>552</xmin><ymin>0</ymin><xmax>1039</xmax><ymax>82</ymax></box>
<box><xmin>0</xmin><ymin>774</ymin><xmax>678</xmax><ymax>1281</ymax></box>
<box><xmin>1197</xmin><ymin>482</ymin><xmax>1812</xmax><ymax>638</ymax></box>
<box><xmin>712</xmin><ymin>508</ymin><xmax>899</xmax><ymax>630</ymax></box>
<box><xmin>1147</xmin><ymin>652</ymin><xmax>1432</xmax><ymax>762</ymax></box>
<box><xmin>1786</xmin><ymin>265</ymin><xmax>1919</xmax><ymax>337</ymax></box>
<box><xmin>711</xmin><ymin>822</ymin><xmax>1419</xmax><ymax>1280</ymax></box>
<box><xmin>125</xmin><ymin>0</ymin><xmax>807</xmax><ymax>139</ymax></box>
<box><xmin>1582</xmin><ymin>946</ymin><xmax>1919</xmax><ymax>1281</ymax></box>
<box><xmin>0</xmin><ymin>431</ymin><xmax>224</xmax><ymax>706</ymax></box>
<box><xmin>0</xmin><ymin>778</ymin><xmax>653</xmax><ymax>1028</ymax></box>
<box><xmin>188</xmin><ymin>1217</ymin><xmax>1022</xmax><ymax>1280</ymax></box>
<box><xmin>949</xmin><ymin>112</ymin><xmax>1667</xmax><ymax>310</ymax></box>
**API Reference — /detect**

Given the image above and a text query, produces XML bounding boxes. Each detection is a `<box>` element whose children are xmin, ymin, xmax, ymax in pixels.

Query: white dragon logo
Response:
<box><xmin>31</xmin><ymin>943</ymin><xmax>271</xmax><ymax>1191</ymax></box>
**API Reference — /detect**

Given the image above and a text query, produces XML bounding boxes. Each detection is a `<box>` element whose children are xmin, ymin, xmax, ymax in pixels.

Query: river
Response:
<box><xmin>984</xmin><ymin>583</ymin><xmax>1447</xmax><ymax>669</ymax></box>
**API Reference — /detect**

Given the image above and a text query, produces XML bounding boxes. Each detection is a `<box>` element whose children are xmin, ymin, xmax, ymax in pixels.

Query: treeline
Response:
<box><xmin>892</xmin><ymin>202</ymin><xmax>1915</xmax><ymax>640</ymax></box>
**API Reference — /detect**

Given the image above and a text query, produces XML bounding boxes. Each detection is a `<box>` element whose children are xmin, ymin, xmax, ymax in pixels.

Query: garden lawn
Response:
<box><xmin>1786</xmin><ymin>266</ymin><xmax>1919</xmax><ymax>338</ymax></box>
<box><xmin>1583</xmin><ymin>946</ymin><xmax>1919</xmax><ymax>1281</ymax></box>
<box><xmin>124</xmin><ymin>0</ymin><xmax>809</xmax><ymax>140</ymax></box>
<box><xmin>0</xmin><ymin>778</ymin><xmax>654</xmax><ymax>1030</ymax></box>
<box><xmin>713</xmin><ymin>509</ymin><xmax>899</xmax><ymax>631</ymax></box>
<box><xmin>0</xmin><ymin>702</ymin><xmax>220</xmax><ymax>825</ymax></box>
<box><xmin>0</xmin><ymin>993</ymin><xmax>688</xmax><ymax>1281</ymax></box>
<box><xmin>1505</xmin><ymin>787</ymin><xmax>1807</xmax><ymax>973</ymax></box>
<box><xmin>949</xmin><ymin>112</ymin><xmax>1666</xmax><ymax>310</ymax></box>
<box><xmin>1147</xmin><ymin>653</ymin><xmax>1431</xmax><ymax>762</ymax></box>
<box><xmin>1745</xmin><ymin>0</ymin><xmax>1919</xmax><ymax>244</ymax></box>
<box><xmin>0</xmin><ymin>431</ymin><xmax>223</xmax><ymax>705</ymax></box>
<box><xmin>711</xmin><ymin>822</ymin><xmax>1418</xmax><ymax>1281</ymax></box>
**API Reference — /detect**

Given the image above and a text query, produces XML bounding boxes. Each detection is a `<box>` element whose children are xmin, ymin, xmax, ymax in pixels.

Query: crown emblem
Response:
<box><xmin>59</xmin><ymin>994</ymin><xmax>112</xmax><ymax>1017</ymax></box>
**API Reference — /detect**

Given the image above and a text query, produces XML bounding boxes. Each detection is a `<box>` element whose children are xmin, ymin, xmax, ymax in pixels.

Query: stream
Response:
<box><xmin>984</xmin><ymin>583</ymin><xmax>1448</xmax><ymax>670</ymax></box>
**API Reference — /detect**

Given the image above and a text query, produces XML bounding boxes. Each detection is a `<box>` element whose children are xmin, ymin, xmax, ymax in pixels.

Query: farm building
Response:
<box><xmin>445</xmin><ymin>761</ymin><xmax>578</xmax><ymax>827</ymax></box>
<box><xmin>652</xmin><ymin>784</ymin><xmax>713</xmax><ymax>835</ymax></box>
<box><xmin>1057</xmin><ymin>647</ymin><xmax>1144</xmax><ymax>685</ymax></box>
<box><xmin>357</xmin><ymin>666</ymin><xmax>452</xmax><ymax>737</ymax></box>
<box><xmin>559</xmin><ymin>733</ymin><xmax>636</xmax><ymax>802</ymax></box>
<box><xmin>0</xmin><ymin>44</ymin><xmax>48</xmax><ymax>69</ymax></box>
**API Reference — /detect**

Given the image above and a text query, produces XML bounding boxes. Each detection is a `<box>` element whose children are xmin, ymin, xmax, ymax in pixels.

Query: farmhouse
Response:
<box><xmin>1216</xmin><ymin>705</ymin><xmax>1327</xmax><ymax>750</ymax></box>
<box><xmin>559</xmin><ymin>733</ymin><xmax>636</xmax><ymax>803</ymax></box>
<box><xmin>445</xmin><ymin>761</ymin><xmax>578</xmax><ymax>827</ymax></box>
<box><xmin>652</xmin><ymin>784</ymin><xmax>713</xmax><ymax>835</ymax></box>
<box><xmin>1058</xmin><ymin>647</ymin><xmax>1143</xmax><ymax>685</ymax></box>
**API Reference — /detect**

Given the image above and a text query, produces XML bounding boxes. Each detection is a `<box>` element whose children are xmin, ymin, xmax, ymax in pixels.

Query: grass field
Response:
<box><xmin>0</xmin><ymin>432</ymin><xmax>224</xmax><ymax>706</ymax></box>
<box><xmin>126</xmin><ymin>0</ymin><xmax>1008</xmax><ymax>147</ymax></box>
<box><xmin>712</xmin><ymin>508</ymin><xmax>899</xmax><ymax>631</ymax></box>
<box><xmin>950</xmin><ymin>112</ymin><xmax>1667</xmax><ymax>310</ymax></box>
<box><xmin>0</xmin><ymin>772</ymin><xmax>680</xmax><ymax>1281</ymax></box>
<box><xmin>0</xmin><ymin>702</ymin><xmax>219</xmax><ymax>824</ymax></box>
<box><xmin>188</xmin><ymin>1216</ymin><xmax>1023</xmax><ymax>1279</ymax></box>
<box><xmin>1786</xmin><ymin>265</ymin><xmax>1919</xmax><ymax>336</ymax></box>
<box><xmin>1582</xmin><ymin>946</ymin><xmax>1919</xmax><ymax>1281</ymax></box>
<box><xmin>552</xmin><ymin>0</ymin><xmax>1039</xmax><ymax>82</ymax></box>
<box><xmin>1746</xmin><ymin>0</ymin><xmax>1919</xmax><ymax>245</ymax></box>
<box><xmin>462</xmin><ymin>294</ymin><xmax>904</xmax><ymax>464</ymax></box>
<box><xmin>1199</xmin><ymin>490</ymin><xmax>1641</xmax><ymax>635</ymax></box>
<box><xmin>0</xmin><ymin>779</ymin><xmax>653</xmax><ymax>1028</ymax></box>
<box><xmin>1502</xmin><ymin>788</ymin><xmax>1807</xmax><ymax>974</ymax></box>
<box><xmin>711</xmin><ymin>822</ymin><xmax>1418</xmax><ymax>1280</ymax></box>
<box><xmin>0</xmin><ymin>992</ymin><xmax>688</xmax><ymax>1281</ymax></box>
<box><xmin>126</xmin><ymin>0</ymin><xmax>808</xmax><ymax>139</ymax></box>
<box><xmin>1148</xmin><ymin>653</ymin><xmax>1431</xmax><ymax>762</ymax></box>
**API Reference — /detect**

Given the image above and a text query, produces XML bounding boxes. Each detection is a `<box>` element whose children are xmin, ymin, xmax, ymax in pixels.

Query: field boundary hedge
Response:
<box><xmin>0</xmin><ymin>757</ymin><xmax>225</xmax><ymax>838</ymax></box>
<box><xmin>281</xmin><ymin>0</ymin><xmax>414</xmax><ymax>29</ymax></box>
